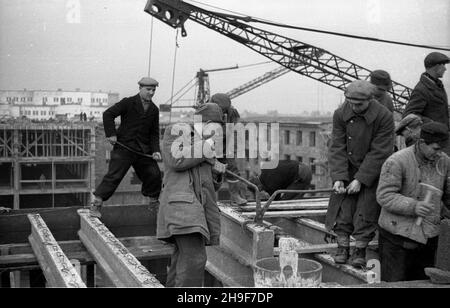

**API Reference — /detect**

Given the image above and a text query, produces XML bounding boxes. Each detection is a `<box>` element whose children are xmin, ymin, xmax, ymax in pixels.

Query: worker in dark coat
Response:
<box><xmin>325</xmin><ymin>80</ymin><xmax>395</xmax><ymax>268</ymax></box>
<box><xmin>91</xmin><ymin>77</ymin><xmax>162</xmax><ymax>216</ymax></box>
<box><xmin>249</xmin><ymin>160</ymin><xmax>312</xmax><ymax>200</ymax></box>
<box><xmin>210</xmin><ymin>93</ymin><xmax>247</xmax><ymax>205</ymax></box>
<box><xmin>403</xmin><ymin>52</ymin><xmax>450</xmax><ymax>153</ymax></box>
<box><xmin>157</xmin><ymin>103</ymin><xmax>226</xmax><ymax>287</ymax></box>
<box><xmin>370</xmin><ymin>70</ymin><xmax>394</xmax><ymax>113</ymax></box>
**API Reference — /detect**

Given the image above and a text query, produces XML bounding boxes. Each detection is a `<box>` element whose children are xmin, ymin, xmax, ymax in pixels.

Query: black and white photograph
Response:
<box><xmin>0</xmin><ymin>0</ymin><xmax>449</xmax><ymax>293</ymax></box>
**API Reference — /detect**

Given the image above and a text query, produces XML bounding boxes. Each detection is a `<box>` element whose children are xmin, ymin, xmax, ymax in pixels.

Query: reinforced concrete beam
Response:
<box><xmin>218</xmin><ymin>205</ymin><xmax>274</xmax><ymax>266</ymax></box>
<box><xmin>27</xmin><ymin>214</ymin><xmax>86</xmax><ymax>288</ymax></box>
<box><xmin>77</xmin><ymin>209</ymin><xmax>163</xmax><ymax>288</ymax></box>
<box><xmin>242</xmin><ymin>210</ymin><xmax>327</xmax><ymax>219</ymax></box>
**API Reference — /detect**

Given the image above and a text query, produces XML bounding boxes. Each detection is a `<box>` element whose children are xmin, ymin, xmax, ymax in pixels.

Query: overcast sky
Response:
<box><xmin>1</xmin><ymin>0</ymin><xmax>449</xmax><ymax>114</ymax></box>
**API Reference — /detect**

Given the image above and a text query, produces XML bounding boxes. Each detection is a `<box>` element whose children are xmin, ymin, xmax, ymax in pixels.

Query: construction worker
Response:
<box><xmin>369</xmin><ymin>70</ymin><xmax>394</xmax><ymax>113</ymax></box>
<box><xmin>326</xmin><ymin>80</ymin><xmax>395</xmax><ymax>268</ymax></box>
<box><xmin>395</xmin><ymin>113</ymin><xmax>423</xmax><ymax>147</ymax></box>
<box><xmin>249</xmin><ymin>160</ymin><xmax>313</xmax><ymax>201</ymax></box>
<box><xmin>91</xmin><ymin>77</ymin><xmax>162</xmax><ymax>217</ymax></box>
<box><xmin>403</xmin><ymin>52</ymin><xmax>450</xmax><ymax>153</ymax></box>
<box><xmin>157</xmin><ymin>103</ymin><xmax>226</xmax><ymax>287</ymax></box>
<box><xmin>377</xmin><ymin>122</ymin><xmax>450</xmax><ymax>282</ymax></box>
<box><xmin>210</xmin><ymin>93</ymin><xmax>247</xmax><ymax>205</ymax></box>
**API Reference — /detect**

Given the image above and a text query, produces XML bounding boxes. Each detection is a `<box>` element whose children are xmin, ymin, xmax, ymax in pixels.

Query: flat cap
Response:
<box><xmin>209</xmin><ymin>93</ymin><xmax>231</xmax><ymax>112</ymax></box>
<box><xmin>424</xmin><ymin>52</ymin><xmax>450</xmax><ymax>69</ymax></box>
<box><xmin>345</xmin><ymin>80</ymin><xmax>375</xmax><ymax>101</ymax></box>
<box><xmin>370</xmin><ymin>70</ymin><xmax>392</xmax><ymax>89</ymax></box>
<box><xmin>195</xmin><ymin>103</ymin><xmax>224</xmax><ymax>123</ymax></box>
<box><xmin>395</xmin><ymin>114</ymin><xmax>423</xmax><ymax>135</ymax></box>
<box><xmin>138</xmin><ymin>77</ymin><xmax>159</xmax><ymax>87</ymax></box>
<box><xmin>420</xmin><ymin>121</ymin><xmax>449</xmax><ymax>146</ymax></box>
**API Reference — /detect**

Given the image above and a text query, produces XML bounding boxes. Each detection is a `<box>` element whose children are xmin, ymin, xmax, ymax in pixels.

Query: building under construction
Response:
<box><xmin>0</xmin><ymin>121</ymin><xmax>96</xmax><ymax>210</ymax></box>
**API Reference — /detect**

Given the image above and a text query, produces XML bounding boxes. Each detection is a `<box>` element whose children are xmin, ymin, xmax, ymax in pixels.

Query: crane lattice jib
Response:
<box><xmin>145</xmin><ymin>0</ymin><xmax>412</xmax><ymax>112</ymax></box>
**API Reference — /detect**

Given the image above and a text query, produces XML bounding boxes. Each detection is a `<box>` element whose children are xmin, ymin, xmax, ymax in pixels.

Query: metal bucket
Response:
<box><xmin>253</xmin><ymin>257</ymin><xmax>322</xmax><ymax>287</ymax></box>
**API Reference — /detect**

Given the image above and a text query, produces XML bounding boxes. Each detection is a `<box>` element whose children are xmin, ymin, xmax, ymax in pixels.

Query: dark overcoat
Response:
<box><xmin>103</xmin><ymin>94</ymin><xmax>160</xmax><ymax>154</ymax></box>
<box><xmin>403</xmin><ymin>73</ymin><xmax>449</xmax><ymax>129</ymax></box>
<box><xmin>325</xmin><ymin>100</ymin><xmax>395</xmax><ymax>230</ymax></box>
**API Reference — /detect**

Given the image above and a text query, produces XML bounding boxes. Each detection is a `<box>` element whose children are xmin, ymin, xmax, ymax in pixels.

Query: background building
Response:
<box><xmin>0</xmin><ymin>89</ymin><xmax>119</xmax><ymax>121</ymax></box>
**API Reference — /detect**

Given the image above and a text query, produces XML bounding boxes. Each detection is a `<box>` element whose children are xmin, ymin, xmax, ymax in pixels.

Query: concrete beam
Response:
<box><xmin>218</xmin><ymin>205</ymin><xmax>274</xmax><ymax>266</ymax></box>
<box><xmin>27</xmin><ymin>214</ymin><xmax>86</xmax><ymax>288</ymax></box>
<box><xmin>77</xmin><ymin>209</ymin><xmax>163</xmax><ymax>287</ymax></box>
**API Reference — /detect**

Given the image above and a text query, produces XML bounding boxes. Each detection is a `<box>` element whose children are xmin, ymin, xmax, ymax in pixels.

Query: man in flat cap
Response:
<box><xmin>395</xmin><ymin>113</ymin><xmax>423</xmax><ymax>147</ymax></box>
<box><xmin>210</xmin><ymin>93</ymin><xmax>248</xmax><ymax>206</ymax></box>
<box><xmin>377</xmin><ymin>121</ymin><xmax>450</xmax><ymax>282</ymax></box>
<box><xmin>91</xmin><ymin>77</ymin><xmax>162</xmax><ymax>217</ymax></box>
<box><xmin>326</xmin><ymin>80</ymin><xmax>395</xmax><ymax>268</ymax></box>
<box><xmin>370</xmin><ymin>70</ymin><xmax>394</xmax><ymax>113</ymax></box>
<box><xmin>157</xmin><ymin>103</ymin><xmax>226</xmax><ymax>287</ymax></box>
<box><xmin>403</xmin><ymin>52</ymin><xmax>450</xmax><ymax>153</ymax></box>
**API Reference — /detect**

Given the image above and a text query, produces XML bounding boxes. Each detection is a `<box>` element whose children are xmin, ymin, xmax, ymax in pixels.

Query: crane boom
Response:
<box><xmin>145</xmin><ymin>0</ymin><xmax>412</xmax><ymax>112</ymax></box>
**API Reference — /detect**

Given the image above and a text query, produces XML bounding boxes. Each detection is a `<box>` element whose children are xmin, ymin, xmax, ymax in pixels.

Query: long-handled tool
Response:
<box><xmin>113</xmin><ymin>140</ymin><xmax>160</xmax><ymax>160</ymax></box>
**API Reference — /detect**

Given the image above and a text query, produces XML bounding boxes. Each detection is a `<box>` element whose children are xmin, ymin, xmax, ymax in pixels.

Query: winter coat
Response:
<box><xmin>376</xmin><ymin>145</ymin><xmax>450</xmax><ymax>244</ymax></box>
<box><xmin>103</xmin><ymin>94</ymin><xmax>160</xmax><ymax>154</ymax></box>
<box><xmin>403</xmin><ymin>73</ymin><xmax>449</xmax><ymax>129</ymax></box>
<box><xmin>326</xmin><ymin>100</ymin><xmax>395</xmax><ymax>228</ymax></box>
<box><xmin>156</xmin><ymin>123</ymin><xmax>222</xmax><ymax>246</ymax></box>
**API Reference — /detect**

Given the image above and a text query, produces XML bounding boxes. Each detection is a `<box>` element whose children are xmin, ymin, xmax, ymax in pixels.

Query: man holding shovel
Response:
<box><xmin>91</xmin><ymin>77</ymin><xmax>162</xmax><ymax>217</ymax></box>
<box><xmin>376</xmin><ymin>122</ymin><xmax>450</xmax><ymax>282</ymax></box>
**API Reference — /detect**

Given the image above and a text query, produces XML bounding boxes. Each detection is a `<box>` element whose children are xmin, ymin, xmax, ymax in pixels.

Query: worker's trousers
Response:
<box><xmin>333</xmin><ymin>185</ymin><xmax>379</xmax><ymax>248</ymax></box>
<box><xmin>94</xmin><ymin>146</ymin><xmax>161</xmax><ymax>201</ymax></box>
<box><xmin>166</xmin><ymin>233</ymin><xmax>207</xmax><ymax>287</ymax></box>
<box><xmin>378</xmin><ymin>228</ymin><xmax>437</xmax><ymax>282</ymax></box>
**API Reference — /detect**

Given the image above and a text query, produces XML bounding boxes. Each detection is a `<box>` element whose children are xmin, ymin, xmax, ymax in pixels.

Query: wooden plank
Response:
<box><xmin>0</xmin><ymin>204</ymin><xmax>157</xmax><ymax>244</ymax></box>
<box><xmin>77</xmin><ymin>209</ymin><xmax>163</xmax><ymax>287</ymax></box>
<box><xmin>242</xmin><ymin>210</ymin><xmax>327</xmax><ymax>218</ymax></box>
<box><xmin>27</xmin><ymin>214</ymin><xmax>86</xmax><ymax>288</ymax></box>
<box><xmin>273</xmin><ymin>241</ymin><xmax>379</xmax><ymax>255</ymax></box>
<box><xmin>0</xmin><ymin>236</ymin><xmax>173</xmax><ymax>269</ymax></box>
<box><xmin>238</xmin><ymin>203</ymin><xmax>327</xmax><ymax>212</ymax></box>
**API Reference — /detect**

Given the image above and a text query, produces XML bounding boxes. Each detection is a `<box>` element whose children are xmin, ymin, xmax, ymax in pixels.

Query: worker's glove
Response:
<box><xmin>346</xmin><ymin>179</ymin><xmax>361</xmax><ymax>194</ymax></box>
<box><xmin>212</xmin><ymin>160</ymin><xmax>227</xmax><ymax>174</ymax></box>
<box><xmin>415</xmin><ymin>201</ymin><xmax>434</xmax><ymax>218</ymax></box>
<box><xmin>106</xmin><ymin>136</ymin><xmax>117</xmax><ymax>145</ymax></box>
<box><xmin>152</xmin><ymin>152</ymin><xmax>162</xmax><ymax>160</ymax></box>
<box><xmin>333</xmin><ymin>181</ymin><xmax>346</xmax><ymax>194</ymax></box>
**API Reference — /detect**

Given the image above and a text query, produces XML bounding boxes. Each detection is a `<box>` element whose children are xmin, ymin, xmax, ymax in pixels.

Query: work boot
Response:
<box><xmin>228</xmin><ymin>180</ymin><xmax>247</xmax><ymax>206</ymax></box>
<box><xmin>333</xmin><ymin>246</ymin><xmax>349</xmax><ymax>264</ymax></box>
<box><xmin>349</xmin><ymin>247</ymin><xmax>366</xmax><ymax>268</ymax></box>
<box><xmin>90</xmin><ymin>195</ymin><xmax>103</xmax><ymax>218</ymax></box>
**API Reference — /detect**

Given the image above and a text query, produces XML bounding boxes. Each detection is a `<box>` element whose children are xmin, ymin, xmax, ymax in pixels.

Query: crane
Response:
<box><xmin>144</xmin><ymin>0</ymin><xmax>413</xmax><ymax>112</ymax></box>
<box><xmin>196</xmin><ymin>65</ymin><xmax>239</xmax><ymax>105</ymax></box>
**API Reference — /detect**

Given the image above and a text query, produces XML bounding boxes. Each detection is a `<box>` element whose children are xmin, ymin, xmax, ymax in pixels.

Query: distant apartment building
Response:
<box><xmin>0</xmin><ymin>89</ymin><xmax>120</xmax><ymax>120</ymax></box>
<box><xmin>237</xmin><ymin>121</ymin><xmax>332</xmax><ymax>190</ymax></box>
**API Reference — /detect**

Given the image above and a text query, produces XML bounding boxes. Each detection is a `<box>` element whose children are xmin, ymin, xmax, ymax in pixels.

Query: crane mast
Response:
<box><xmin>145</xmin><ymin>0</ymin><xmax>412</xmax><ymax>112</ymax></box>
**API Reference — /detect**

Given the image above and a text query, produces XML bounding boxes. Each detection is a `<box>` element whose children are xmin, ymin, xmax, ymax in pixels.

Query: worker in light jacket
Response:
<box><xmin>157</xmin><ymin>103</ymin><xmax>227</xmax><ymax>287</ymax></box>
<box><xmin>377</xmin><ymin>122</ymin><xmax>450</xmax><ymax>281</ymax></box>
<box><xmin>326</xmin><ymin>80</ymin><xmax>395</xmax><ymax>268</ymax></box>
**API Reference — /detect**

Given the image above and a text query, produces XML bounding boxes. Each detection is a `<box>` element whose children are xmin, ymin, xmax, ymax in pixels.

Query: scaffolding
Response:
<box><xmin>0</xmin><ymin>123</ymin><xmax>96</xmax><ymax>209</ymax></box>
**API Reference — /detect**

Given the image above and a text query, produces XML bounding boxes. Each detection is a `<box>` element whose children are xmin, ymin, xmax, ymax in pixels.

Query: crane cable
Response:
<box><xmin>169</xmin><ymin>28</ymin><xmax>180</xmax><ymax>123</ymax></box>
<box><xmin>186</xmin><ymin>0</ymin><xmax>450</xmax><ymax>52</ymax></box>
